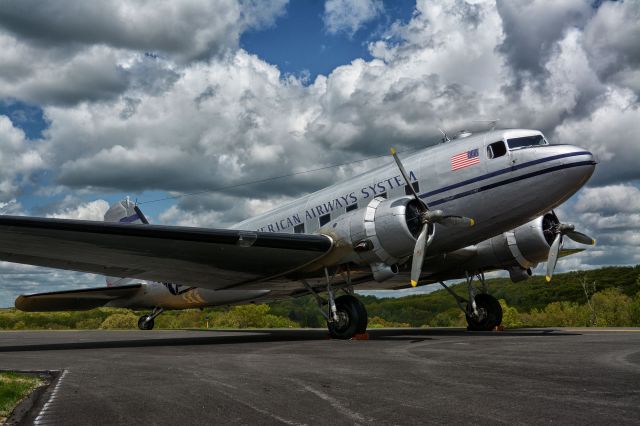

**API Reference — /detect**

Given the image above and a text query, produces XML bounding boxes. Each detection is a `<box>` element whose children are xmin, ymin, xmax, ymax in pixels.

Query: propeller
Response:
<box><xmin>545</xmin><ymin>222</ymin><xmax>596</xmax><ymax>282</ymax></box>
<box><xmin>390</xmin><ymin>148</ymin><xmax>475</xmax><ymax>287</ymax></box>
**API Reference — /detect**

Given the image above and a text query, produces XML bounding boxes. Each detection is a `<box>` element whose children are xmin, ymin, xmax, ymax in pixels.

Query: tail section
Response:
<box><xmin>105</xmin><ymin>198</ymin><xmax>149</xmax><ymax>286</ymax></box>
<box><xmin>104</xmin><ymin>197</ymin><xmax>149</xmax><ymax>224</ymax></box>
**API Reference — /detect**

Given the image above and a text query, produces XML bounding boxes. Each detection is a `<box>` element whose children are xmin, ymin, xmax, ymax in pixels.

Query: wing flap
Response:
<box><xmin>0</xmin><ymin>216</ymin><xmax>333</xmax><ymax>289</ymax></box>
<box><xmin>15</xmin><ymin>284</ymin><xmax>142</xmax><ymax>311</ymax></box>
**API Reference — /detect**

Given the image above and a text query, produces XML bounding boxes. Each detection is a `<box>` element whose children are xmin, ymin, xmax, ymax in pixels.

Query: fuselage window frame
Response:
<box><xmin>487</xmin><ymin>141</ymin><xmax>507</xmax><ymax>159</ymax></box>
<box><xmin>507</xmin><ymin>135</ymin><xmax>548</xmax><ymax>150</ymax></box>
<box><xmin>346</xmin><ymin>203</ymin><xmax>358</xmax><ymax>212</ymax></box>
<box><xmin>319</xmin><ymin>213</ymin><xmax>331</xmax><ymax>227</ymax></box>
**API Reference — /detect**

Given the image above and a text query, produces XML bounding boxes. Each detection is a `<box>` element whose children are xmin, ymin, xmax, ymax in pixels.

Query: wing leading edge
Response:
<box><xmin>0</xmin><ymin>216</ymin><xmax>333</xmax><ymax>290</ymax></box>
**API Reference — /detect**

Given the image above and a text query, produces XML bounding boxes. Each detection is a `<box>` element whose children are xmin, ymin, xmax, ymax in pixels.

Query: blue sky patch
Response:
<box><xmin>241</xmin><ymin>0</ymin><xmax>415</xmax><ymax>80</ymax></box>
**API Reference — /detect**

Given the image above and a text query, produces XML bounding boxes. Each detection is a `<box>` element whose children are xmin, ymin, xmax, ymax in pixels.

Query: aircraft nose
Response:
<box><xmin>563</xmin><ymin>145</ymin><xmax>597</xmax><ymax>185</ymax></box>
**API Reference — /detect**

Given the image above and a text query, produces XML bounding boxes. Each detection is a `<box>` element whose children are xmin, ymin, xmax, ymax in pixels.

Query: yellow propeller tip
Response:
<box><xmin>410</xmin><ymin>280</ymin><xmax>417</xmax><ymax>287</ymax></box>
<box><xmin>592</xmin><ymin>239</ymin><xmax>596</xmax><ymax>246</ymax></box>
<box><xmin>545</xmin><ymin>276</ymin><xmax>552</xmax><ymax>283</ymax></box>
<box><xmin>469</xmin><ymin>218</ymin><xmax>475</xmax><ymax>227</ymax></box>
<box><xmin>390</xmin><ymin>147</ymin><xmax>396</xmax><ymax>155</ymax></box>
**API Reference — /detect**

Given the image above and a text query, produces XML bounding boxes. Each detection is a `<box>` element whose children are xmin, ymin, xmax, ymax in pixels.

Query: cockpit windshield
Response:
<box><xmin>507</xmin><ymin>134</ymin><xmax>547</xmax><ymax>149</ymax></box>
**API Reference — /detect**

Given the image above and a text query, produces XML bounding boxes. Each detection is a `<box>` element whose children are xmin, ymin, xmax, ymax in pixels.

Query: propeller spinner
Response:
<box><xmin>390</xmin><ymin>148</ymin><xmax>475</xmax><ymax>287</ymax></box>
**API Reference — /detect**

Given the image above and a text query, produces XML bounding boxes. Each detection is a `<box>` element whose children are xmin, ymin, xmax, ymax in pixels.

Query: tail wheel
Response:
<box><xmin>138</xmin><ymin>315</ymin><xmax>154</xmax><ymax>330</ymax></box>
<box><xmin>327</xmin><ymin>295</ymin><xmax>368</xmax><ymax>339</ymax></box>
<box><xmin>466</xmin><ymin>294</ymin><xmax>502</xmax><ymax>331</ymax></box>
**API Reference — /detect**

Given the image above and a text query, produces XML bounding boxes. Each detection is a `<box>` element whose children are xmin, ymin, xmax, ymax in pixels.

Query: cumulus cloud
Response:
<box><xmin>0</xmin><ymin>0</ymin><xmax>287</xmax><ymax>62</ymax></box>
<box><xmin>324</xmin><ymin>0</ymin><xmax>384</xmax><ymax>36</ymax></box>
<box><xmin>45</xmin><ymin>198</ymin><xmax>110</xmax><ymax>221</ymax></box>
<box><xmin>574</xmin><ymin>184</ymin><xmax>640</xmax><ymax>215</ymax></box>
<box><xmin>0</xmin><ymin>116</ymin><xmax>43</xmax><ymax>201</ymax></box>
<box><xmin>0</xmin><ymin>1</ymin><xmax>287</xmax><ymax>106</ymax></box>
<box><xmin>553</xmin><ymin>88</ymin><xmax>640</xmax><ymax>185</ymax></box>
<box><xmin>496</xmin><ymin>0</ymin><xmax>591</xmax><ymax>82</ymax></box>
<box><xmin>583</xmin><ymin>0</ymin><xmax>640</xmax><ymax>94</ymax></box>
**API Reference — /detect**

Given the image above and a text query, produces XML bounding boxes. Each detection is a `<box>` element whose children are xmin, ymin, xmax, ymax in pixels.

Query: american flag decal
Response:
<box><xmin>451</xmin><ymin>148</ymin><xmax>480</xmax><ymax>171</ymax></box>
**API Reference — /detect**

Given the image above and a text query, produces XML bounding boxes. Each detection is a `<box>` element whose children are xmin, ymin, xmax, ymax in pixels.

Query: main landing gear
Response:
<box><xmin>303</xmin><ymin>267</ymin><xmax>368</xmax><ymax>339</ymax></box>
<box><xmin>439</xmin><ymin>271</ymin><xmax>503</xmax><ymax>331</ymax></box>
<box><xmin>138</xmin><ymin>306</ymin><xmax>164</xmax><ymax>330</ymax></box>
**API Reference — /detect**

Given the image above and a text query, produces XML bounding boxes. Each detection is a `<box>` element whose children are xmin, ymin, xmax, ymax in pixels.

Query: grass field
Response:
<box><xmin>0</xmin><ymin>372</ymin><xmax>42</xmax><ymax>423</ymax></box>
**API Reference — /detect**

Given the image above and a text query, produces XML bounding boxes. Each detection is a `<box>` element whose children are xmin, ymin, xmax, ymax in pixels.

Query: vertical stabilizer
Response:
<box><xmin>104</xmin><ymin>197</ymin><xmax>149</xmax><ymax>224</ymax></box>
<box><xmin>104</xmin><ymin>198</ymin><xmax>149</xmax><ymax>286</ymax></box>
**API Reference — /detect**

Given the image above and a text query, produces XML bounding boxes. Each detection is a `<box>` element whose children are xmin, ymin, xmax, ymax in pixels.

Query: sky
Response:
<box><xmin>0</xmin><ymin>0</ymin><xmax>638</xmax><ymax>305</ymax></box>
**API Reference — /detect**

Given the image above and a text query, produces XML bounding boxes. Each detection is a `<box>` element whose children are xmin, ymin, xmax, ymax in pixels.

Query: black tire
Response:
<box><xmin>327</xmin><ymin>295</ymin><xmax>368</xmax><ymax>339</ymax></box>
<box><xmin>138</xmin><ymin>315</ymin><xmax>154</xmax><ymax>330</ymax></box>
<box><xmin>465</xmin><ymin>294</ymin><xmax>502</xmax><ymax>331</ymax></box>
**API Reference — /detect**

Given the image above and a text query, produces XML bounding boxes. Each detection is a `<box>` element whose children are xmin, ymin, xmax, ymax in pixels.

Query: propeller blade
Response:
<box><xmin>565</xmin><ymin>230</ymin><xmax>596</xmax><ymax>245</ymax></box>
<box><xmin>410</xmin><ymin>225</ymin><xmax>429</xmax><ymax>287</ymax></box>
<box><xmin>390</xmin><ymin>148</ymin><xmax>425</xmax><ymax>207</ymax></box>
<box><xmin>440</xmin><ymin>215</ymin><xmax>475</xmax><ymax>227</ymax></box>
<box><xmin>545</xmin><ymin>233</ymin><xmax>562</xmax><ymax>282</ymax></box>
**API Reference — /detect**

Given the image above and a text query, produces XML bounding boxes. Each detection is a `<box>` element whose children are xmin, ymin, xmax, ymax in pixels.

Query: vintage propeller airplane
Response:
<box><xmin>7</xmin><ymin>128</ymin><xmax>596</xmax><ymax>338</ymax></box>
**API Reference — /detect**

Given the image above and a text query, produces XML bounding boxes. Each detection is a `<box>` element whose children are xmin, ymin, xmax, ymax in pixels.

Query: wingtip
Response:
<box><xmin>410</xmin><ymin>280</ymin><xmax>417</xmax><ymax>287</ymax></box>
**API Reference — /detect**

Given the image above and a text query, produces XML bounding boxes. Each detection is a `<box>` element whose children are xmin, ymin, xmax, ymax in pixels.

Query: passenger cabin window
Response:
<box><xmin>487</xmin><ymin>141</ymin><xmax>507</xmax><ymax>159</ymax></box>
<box><xmin>346</xmin><ymin>203</ymin><xmax>358</xmax><ymax>212</ymax></box>
<box><xmin>319</xmin><ymin>214</ymin><xmax>331</xmax><ymax>227</ymax></box>
<box><xmin>378</xmin><ymin>192</ymin><xmax>387</xmax><ymax>199</ymax></box>
<box><xmin>294</xmin><ymin>223</ymin><xmax>305</xmax><ymax>234</ymax></box>
<box><xmin>405</xmin><ymin>181</ymin><xmax>420</xmax><ymax>195</ymax></box>
<box><xmin>507</xmin><ymin>135</ymin><xmax>547</xmax><ymax>149</ymax></box>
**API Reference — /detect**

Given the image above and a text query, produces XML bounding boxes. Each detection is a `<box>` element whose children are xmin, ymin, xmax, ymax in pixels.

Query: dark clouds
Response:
<box><xmin>0</xmin><ymin>0</ymin><xmax>286</xmax><ymax>62</ymax></box>
<box><xmin>497</xmin><ymin>0</ymin><xmax>591</xmax><ymax>82</ymax></box>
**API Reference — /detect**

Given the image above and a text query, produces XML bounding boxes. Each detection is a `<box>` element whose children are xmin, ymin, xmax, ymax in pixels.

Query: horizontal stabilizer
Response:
<box><xmin>15</xmin><ymin>284</ymin><xmax>142</xmax><ymax>312</ymax></box>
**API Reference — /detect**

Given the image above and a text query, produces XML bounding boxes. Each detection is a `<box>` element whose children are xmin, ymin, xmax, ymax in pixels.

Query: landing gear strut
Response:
<box><xmin>303</xmin><ymin>267</ymin><xmax>368</xmax><ymax>339</ymax></box>
<box><xmin>138</xmin><ymin>306</ymin><xmax>164</xmax><ymax>330</ymax></box>
<box><xmin>439</xmin><ymin>271</ymin><xmax>502</xmax><ymax>331</ymax></box>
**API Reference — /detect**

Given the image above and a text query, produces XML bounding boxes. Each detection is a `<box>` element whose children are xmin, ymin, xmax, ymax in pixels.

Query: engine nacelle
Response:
<box><xmin>472</xmin><ymin>212</ymin><xmax>558</xmax><ymax>273</ymax></box>
<box><xmin>322</xmin><ymin>196</ymin><xmax>423</xmax><ymax>271</ymax></box>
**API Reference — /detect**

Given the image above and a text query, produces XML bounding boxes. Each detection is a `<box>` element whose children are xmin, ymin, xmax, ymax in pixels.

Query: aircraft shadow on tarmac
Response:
<box><xmin>0</xmin><ymin>328</ymin><xmax>581</xmax><ymax>353</ymax></box>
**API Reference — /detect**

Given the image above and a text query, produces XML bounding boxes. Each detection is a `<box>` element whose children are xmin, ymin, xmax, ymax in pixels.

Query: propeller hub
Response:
<box><xmin>558</xmin><ymin>223</ymin><xmax>575</xmax><ymax>234</ymax></box>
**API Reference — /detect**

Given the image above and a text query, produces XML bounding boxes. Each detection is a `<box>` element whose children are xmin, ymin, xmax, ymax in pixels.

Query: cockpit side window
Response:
<box><xmin>487</xmin><ymin>141</ymin><xmax>506</xmax><ymax>159</ymax></box>
<box><xmin>507</xmin><ymin>135</ymin><xmax>547</xmax><ymax>149</ymax></box>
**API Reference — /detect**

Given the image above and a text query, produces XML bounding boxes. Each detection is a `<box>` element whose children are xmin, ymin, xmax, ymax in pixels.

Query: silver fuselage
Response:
<box><xmin>233</xmin><ymin>129</ymin><xmax>595</xmax><ymax>254</ymax></box>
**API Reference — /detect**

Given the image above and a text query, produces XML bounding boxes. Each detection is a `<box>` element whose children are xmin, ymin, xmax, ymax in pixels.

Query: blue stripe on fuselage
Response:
<box><xmin>419</xmin><ymin>150</ymin><xmax>592</xmax><ymax>201</ymax></box>
<box><xmin>426</xmin><ymin>160</ymin><xmax>596</xmax><ymax>206</ymax></box>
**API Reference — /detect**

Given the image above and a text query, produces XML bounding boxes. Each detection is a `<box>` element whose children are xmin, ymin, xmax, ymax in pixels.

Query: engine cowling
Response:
<box><xmin>470</xmin><ymin>212</ymin><xmax>559</xmax><ymax>281</ymax></box>
<box><xmin>322</xmin><ymin>196</ymin><xmax>424</xmax><ymax>272</ymax></box>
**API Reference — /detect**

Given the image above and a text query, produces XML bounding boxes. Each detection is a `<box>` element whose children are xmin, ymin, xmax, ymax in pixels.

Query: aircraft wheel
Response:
<box><xmin>327</xmin><ymin>295</ymin><xmax>368</xmax><ymax>339</ymax></box>
<box><xmin>465</xmin><ymin>294</ymin><xmax>502</xmax><ymax>331</ymax></box>
<box><xmin>138</xmin><ymin>315</ymin><xmax>154</xmax><ymax>330</ymax></box>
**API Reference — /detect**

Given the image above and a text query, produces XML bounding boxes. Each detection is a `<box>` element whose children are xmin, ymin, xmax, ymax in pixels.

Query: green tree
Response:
<box><xmin>499</xmin><ymin>299</ymin><xmax>523</xmax><ymax>328</ymax></box>
<box><xmin>590</xmin><ymin>288</ymin><xmax>632</xmax><ymax>327</ymax></box>
<box><xmin>100</xmin><ymin>313</ymin><xmax>138</xmax><ymax>329</ymax></box>
<box><xmin>368</xmin><ymin>316</ymin><xmax>410</xmax><ymax>328</ymax></box>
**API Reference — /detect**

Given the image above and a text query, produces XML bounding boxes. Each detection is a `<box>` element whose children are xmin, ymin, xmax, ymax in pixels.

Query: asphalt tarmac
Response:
<box><xmin>1</xmin><ymin>328</ymin><xmax>639</xmax><ymax>425</ymax></box>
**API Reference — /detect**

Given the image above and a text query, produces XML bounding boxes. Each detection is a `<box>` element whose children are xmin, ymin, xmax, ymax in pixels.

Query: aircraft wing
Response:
<box><xmin>0</xmin><ymin>216</ymin><xmax>333</xmax><ymax>290</ymax></box>
<box><xmin>15</xmin><ymin>284</ymin><xmax>142</xmax><ymax>311</ymax></box>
